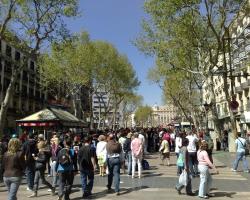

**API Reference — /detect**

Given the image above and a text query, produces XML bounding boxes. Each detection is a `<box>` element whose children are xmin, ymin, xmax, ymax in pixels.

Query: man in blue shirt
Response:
<box><xmin>232</xmin><ymin>133</ymin><xmax>249</xmax><ymax>173</ymax></box>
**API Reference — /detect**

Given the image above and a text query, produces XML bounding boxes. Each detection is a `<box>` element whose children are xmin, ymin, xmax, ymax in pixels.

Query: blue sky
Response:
<box><xmin>65</xmin><ymin>0</ymin><xmax>163</xmax><ymax>106</ymax></box>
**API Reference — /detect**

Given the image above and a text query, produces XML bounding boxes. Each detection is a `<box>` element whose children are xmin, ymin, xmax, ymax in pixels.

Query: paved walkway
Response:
<box><xmin>0</xmin><ymin>152</ymin><xmax>250</xmax><ymax>200</ymax></box>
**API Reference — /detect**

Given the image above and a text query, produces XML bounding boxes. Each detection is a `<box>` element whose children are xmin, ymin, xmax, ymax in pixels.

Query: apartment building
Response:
<box><xmin>202</xmin><ymin>3</ymin><xmax>250</xmax><ymax>151</ymax></box>
<box><xmin>0</xmin><ymin>39</ymin><xmax>47</xmax><ymax>132</ymax></box>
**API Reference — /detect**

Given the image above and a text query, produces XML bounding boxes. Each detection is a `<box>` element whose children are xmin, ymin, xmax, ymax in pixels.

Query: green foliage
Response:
<box><xmin>39</xmin><ymin>31</ymin><xmax>95</xmax><ymax>95</ymax></box>
<box><xmin>134</xmin><ymin>105</ymin><xmax>153</xmax><ymax>125</ymax></box>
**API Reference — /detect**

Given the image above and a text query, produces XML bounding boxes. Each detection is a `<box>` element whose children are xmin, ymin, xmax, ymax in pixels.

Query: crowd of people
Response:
<box><xmin>0</xmin><ymin>126</ymin><xmax>249</xmax><ymax>200</ymax></box>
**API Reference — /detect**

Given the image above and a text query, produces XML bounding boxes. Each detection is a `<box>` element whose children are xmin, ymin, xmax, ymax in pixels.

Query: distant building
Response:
<box><xmin>151</xmin><ymin>104</ymin><xmax>178</xmax><ymax>127</ymax></box>
<box><xmin>92</xmin><ymin>90</ymin><xmax>122</xmax><ymax>129</ymax></box>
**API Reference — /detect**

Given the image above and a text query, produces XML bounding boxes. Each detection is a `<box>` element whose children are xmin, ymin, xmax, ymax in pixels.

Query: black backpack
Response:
<box><xmin>58</xmin><ymin>148</ymin><xmax>72</xmax><ymax>166</ymax></box>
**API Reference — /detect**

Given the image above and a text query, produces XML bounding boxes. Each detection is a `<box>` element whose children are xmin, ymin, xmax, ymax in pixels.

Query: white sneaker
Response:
<box><xmin>48</xmin><ymin>189</ymin><xmax>52</xmax><ymax>192</ymax></box>
<box><xmin>231</xmin><ymin>168</ymin><xmax>237</xmax><ymax>172</ymax></box>
<box><xmin>26</xmin><ymin>187</ymin><xmax>33</xmax><ymax>191</ymax></box>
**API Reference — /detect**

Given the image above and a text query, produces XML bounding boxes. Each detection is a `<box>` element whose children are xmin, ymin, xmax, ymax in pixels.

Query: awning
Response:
<box><xmin>16</xmin><ymin>107</ymin><xmax>86</xmax><ymax>127</ymax></box>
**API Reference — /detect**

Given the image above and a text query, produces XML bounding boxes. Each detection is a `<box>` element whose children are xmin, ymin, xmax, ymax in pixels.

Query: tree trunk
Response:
<box><xmin>0</xmin><ymin>70</ymin><xmax>17</xmax><ymax>138</ymax></box>
<box><xmin>222</xmin><ymin>37</ymin><xmax>236</xmax><ymax>152</ymax></box>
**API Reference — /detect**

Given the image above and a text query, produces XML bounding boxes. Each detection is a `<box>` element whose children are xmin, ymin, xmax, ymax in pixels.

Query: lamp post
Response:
<box><xmin>203</xmin><ymin>102</ymin><xmax>212</xmax><ymax>134</ymax></box>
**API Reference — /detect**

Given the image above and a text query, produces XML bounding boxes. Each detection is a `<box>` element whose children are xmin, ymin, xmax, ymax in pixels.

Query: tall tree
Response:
<box><xmin>0</xmin><ymin>0</ymin><xmax>79</xmax><ymax>137</ymax></box>
<box><xmin>121</xmin><ymin>94</ymin><xmax>143</xmax><ymax>128</ymax></box>
<box><xmin>39</xmin><ymin>32</ymin><xmax>96</xmax><ymax>117</ymax></box>
<box><xmin>134</xmin><ymin>105</ymin><xmax>153</xmax><ymax>127</ymax></box>
<box><xmin>135</xmin><ymin>0</ymin><xmax>245</xmax><ymax>151</ymax></box>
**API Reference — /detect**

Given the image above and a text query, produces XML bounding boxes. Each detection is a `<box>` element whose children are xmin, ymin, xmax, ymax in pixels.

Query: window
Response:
<box><xmin>30</xmin><ymin>61</ymin><xmax>35</xmax><ymax>71</ymax></box>
<box><xmin>15</xmin><ymin>51</ymin><xmax>20</xmax><ymax>61</ymax></box>
<box><xmin>5</xmin><ymin>45</ymin><xmax>12</xmax><ymax>57</ymax></box>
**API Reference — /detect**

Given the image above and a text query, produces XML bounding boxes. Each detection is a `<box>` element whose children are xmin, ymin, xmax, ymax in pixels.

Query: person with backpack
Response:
<box><xmin>78</xmin><ymin>136</ymin><xmax>97</xmax><ymax>198</ymax></box>
<box><xmin>56</xmin><ymin>138</ymin><xmax>77</xmax><ymax>200</ymax></box>
<box><xmin>22</xmin><ymin>133</ymin><xmax>38</xmax><ymax>192</ymax></box>
<box><xmin>175</xmin><ymin>138</ymin><xmax>195</xmax><ymax>196</ymax></box>
<box><xmin>232</xmin><ymin>133</ymin><xmax>249</xmax><ymax>173</ymax></box>
<box><xmin>106</xmin><ymin>133</ymin><xmax>122</xmax><ymax>195</ymax></box>
<box><xmin>28</xmin><ymin>141</ymin><xmax>54</xmax><ymax>197</ymax></box>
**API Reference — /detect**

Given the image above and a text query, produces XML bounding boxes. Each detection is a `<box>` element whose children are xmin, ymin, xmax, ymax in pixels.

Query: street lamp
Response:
<box><xmin>203</xmin><ymin>102</ymin><xmax>213</xmax><ymax>133</ymax></box>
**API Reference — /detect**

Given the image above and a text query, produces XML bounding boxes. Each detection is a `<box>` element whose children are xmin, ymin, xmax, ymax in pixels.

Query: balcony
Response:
<box><xmin>235</xmin><ymin>85</ymin><xmax>243</xmax><ymax>93</ymax></box>
<box><xmin>244</xmin><ymin>27</ymin><xmax>250</xmax><ymax>38</ymax></box>
<box><xmin>241</xmin><ymin>81</ymin><xmax>249</xmax><ymax>89</ymax></box>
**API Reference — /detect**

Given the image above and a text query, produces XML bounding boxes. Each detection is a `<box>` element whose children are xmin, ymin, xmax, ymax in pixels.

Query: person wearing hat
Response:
<box><xmin>123</xmin><ymin>132</ymin><xmax>133</xmax><ymax>176</ymax></box>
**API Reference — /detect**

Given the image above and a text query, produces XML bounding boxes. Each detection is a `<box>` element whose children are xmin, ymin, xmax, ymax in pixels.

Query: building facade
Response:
<box><xmin>92</xmin><ymin>90</ymin><xmax>122</xmax><ymax>129</ymax></box>
<box><xmin>151</xmin><ymin>104</ymin><xmax>178</xmax><ymax>127</ymax></box>
<box><xmin>0</xmin><ymin>39</ymin><xmax>47</xmax><ymax>133</ymax></box>
<box><xmin>202</xmin><ymin>3</ymin><xmax>250</xmax><ymax>151</ymax></box>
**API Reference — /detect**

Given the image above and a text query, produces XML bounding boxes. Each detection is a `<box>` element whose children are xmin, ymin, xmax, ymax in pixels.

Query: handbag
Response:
<box><xmin>179</xmin><ymin>170</ymin><xmax>187</xmax><ymax>186</ymax></box>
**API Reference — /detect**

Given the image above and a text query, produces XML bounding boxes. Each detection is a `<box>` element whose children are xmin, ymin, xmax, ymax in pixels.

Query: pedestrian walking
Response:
<box><xmin>22</xmin><ymin>133</ymin><xmax>38</xmax><ymax>191</ymax></box>
<box><xmin>96</xmin><ymin>135</ymin><xmax>107</xmax><ymax>176</ymax></box>
<box><xmin>197</xmin><ymin>140</ymin><xmax>219</xmax><ymax>199</ymax></box>
<box><xmin>131</xmin><ymin>132</ymin><xmax>143</xmax><ymax>178</ymax></box>
<box><xmin>106</xmin><ymin>133</ymin><xmax>122</xmax><ymax>195</ymax></box>
<box><xmin>3</xmin><ymin>138</ymin><xmax>26</xmax><ymax>200</ymax></box>
<box><xmin>159</xmin><ymin>137</ymin><xmax>170</xmax><ymax>166</ymax></box>
<box><xmin>175</xmin><ymin>138</ymin><xmax>195</xmax><ymax>196</ymax></box>
<box><xmin>232</xmin><ymin>133</ymin><xmax>249</xmax><ymax>173</ymax></box>
<box><xmin>186</xmin><ymin>130</ymin><xmax>199</xmax><ymax>177</ymax></box>
<box><xmin>123</xmin><ymin>132</ymin><xmax>133</xmax><ymax>176</ymax></box>
<box><xmin>56</xmin><ymin>138</ymin><xmax>77</xmax><ymax>200</ymax></box>
<box><xmin>28</xmin><ymin>141</ymin><xmax>54</xmax><ymax>197</ymax></box>
<box><xmin>78</xmin><ymin>136</ymin><xmax>97</xmax><ymax>198</ymax></box>
<box><xmin>175</xmin><ymin>132</ymin><xmax>182</xmax><ymax>175</ymax></box>
<box><xmin>50</xmin><ymin>136</ymin><xmax>61</xmax><ymax>191</ymax></box>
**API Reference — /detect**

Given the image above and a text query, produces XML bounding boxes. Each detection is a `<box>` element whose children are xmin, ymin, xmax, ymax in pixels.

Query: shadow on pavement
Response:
<box><xmin>212</xmin><ymin>191</ymin><xmax>236</xmax><ymax>198</ymax></box>
<box><xmin>71</xmin><ymin>186</ymin><xmax>149</xmax><ymax>200</ymax></box>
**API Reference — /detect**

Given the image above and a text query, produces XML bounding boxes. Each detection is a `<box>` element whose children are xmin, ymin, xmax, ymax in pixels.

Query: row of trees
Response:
<box><xmin>0</xmin><ymin>0</ymin><xmax>141</xmax><ymax>136</ymax></box>
<box><xmin>40</xmin><ymin>32</ymin><xmax>141</xmax><ymax>129</ymax></box>
<box><xmin>135</xmin><ymin>0</ymin><xmax>249</xmax><ymax>146</ymax></box>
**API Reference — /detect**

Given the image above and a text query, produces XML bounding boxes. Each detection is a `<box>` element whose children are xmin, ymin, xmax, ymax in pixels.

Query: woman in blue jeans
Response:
<box><xmin>175</xmin><ymin>138</ymin><xmax>195</xmax><ymax>196</ymax></box>
<box><xmin>3</xmin><ymin>138</ymin><xmax>26</xmax><ymax>200</ymax></box>
<box><xmin>197</xmin><ymin>140</ymin><xmax>218</xmax><ymax>199</ymax></box>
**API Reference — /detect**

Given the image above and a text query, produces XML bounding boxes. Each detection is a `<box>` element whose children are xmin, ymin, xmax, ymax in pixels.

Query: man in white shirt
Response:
<box><xmin>186</xmin><ymin>130</ymin><xmax>199</xmax><ymax>177</ymax></box>
<box><xmin>232</xmin><ymin>133</ymin><xmax>249</xmax><ymax>173</ymax></box>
